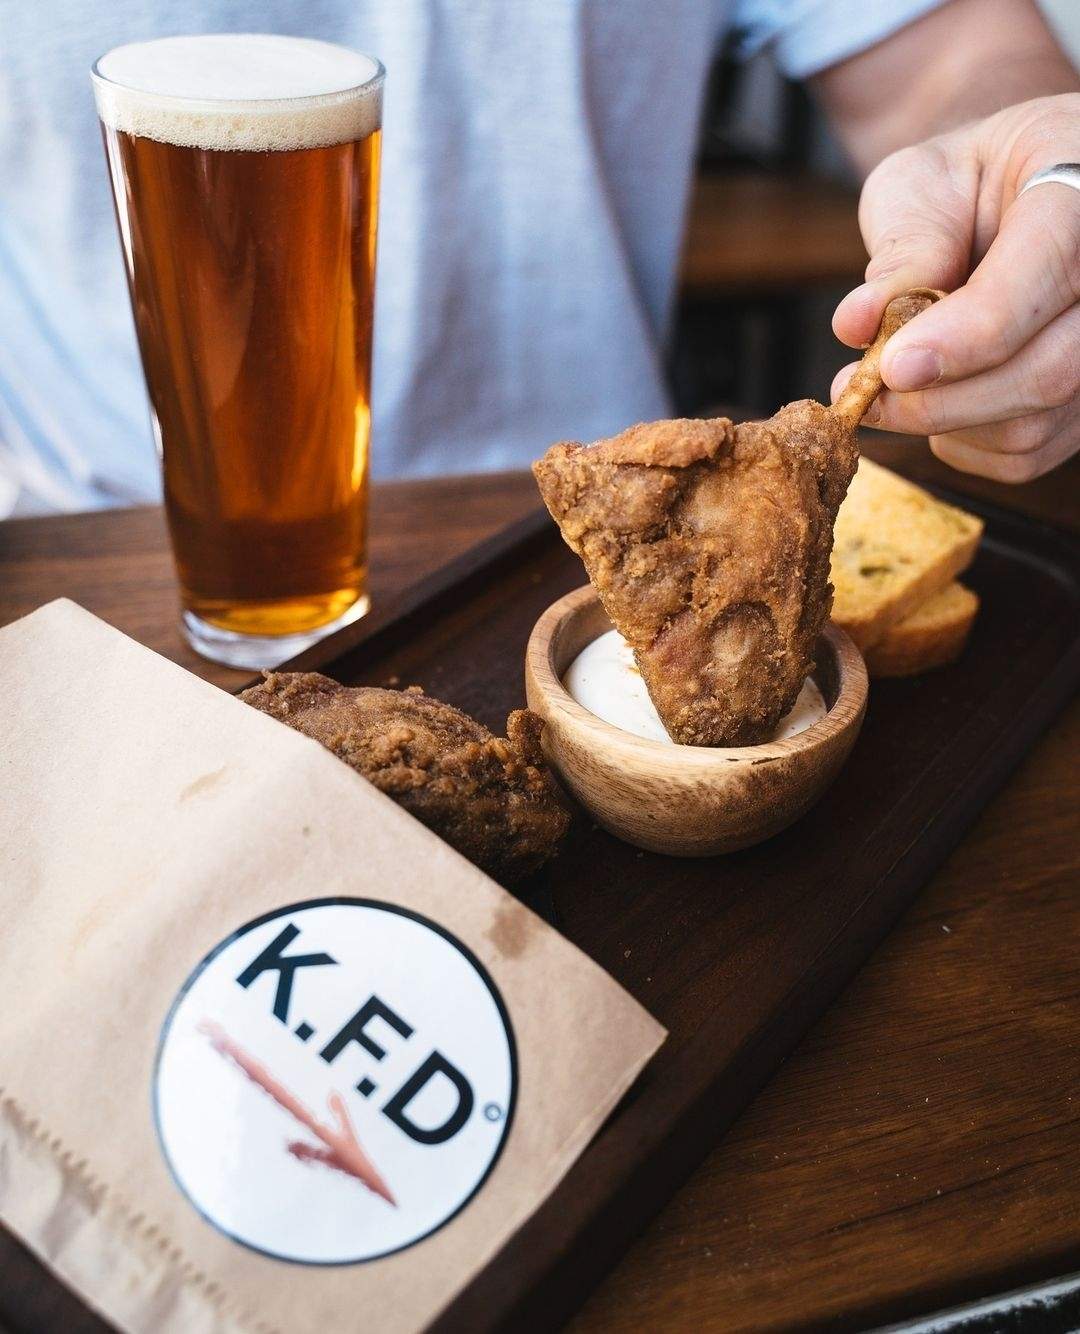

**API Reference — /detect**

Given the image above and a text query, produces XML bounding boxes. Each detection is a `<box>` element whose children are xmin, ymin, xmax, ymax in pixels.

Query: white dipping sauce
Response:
<box><xmin>563</xmin><ymin>629</ymin><xmax>827</xmax><ymax>745</ymax></box>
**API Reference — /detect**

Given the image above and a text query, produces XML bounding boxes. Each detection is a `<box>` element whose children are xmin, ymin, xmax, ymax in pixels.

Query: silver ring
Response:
<box><xmin>1018</xmin><ymin>163</ymin><xmax>1080</xmax><ymax>197</ymax></box>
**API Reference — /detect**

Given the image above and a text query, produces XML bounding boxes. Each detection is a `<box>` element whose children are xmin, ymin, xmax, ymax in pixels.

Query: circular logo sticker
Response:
<box><xmin>154</xmin><ymin>898</ymin><xmax>516</xmax><ymax>1264</ymax></box>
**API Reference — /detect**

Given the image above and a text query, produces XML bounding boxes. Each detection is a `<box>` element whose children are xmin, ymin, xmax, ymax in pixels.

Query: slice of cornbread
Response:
<box><xmin>865</xmin><ymin>580</ymin><xmax>979</xmax><ymax>678</ymax></box>
<box><xmin>830</xmin><ymin>458</ymin><xmax>983</xmax><ymax>649</ymax></box>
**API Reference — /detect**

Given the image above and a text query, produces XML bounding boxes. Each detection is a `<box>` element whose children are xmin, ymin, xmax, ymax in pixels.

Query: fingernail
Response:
<box><xmin>836</xmin><ymin>283</ymin><xmax>870</xmax><ymax>312</ymax></box>
<box><xmin>887</xmin><ymin>346</ymin><xmax>942</xmax><ymax>391</ymax></box>
<box><xmin>862</xmin><ymin>401</ymin><xmax>881</xmax><ymax>424</ymax></box>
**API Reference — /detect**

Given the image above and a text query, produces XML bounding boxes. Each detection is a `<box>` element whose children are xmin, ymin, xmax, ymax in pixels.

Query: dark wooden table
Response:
<box><xmin>681</xmin><ymin>172</ymin><xmax>866</xmax><ymax>294</ymax></box>
<box><xmin>1</xmin><ymin>441</ymin><xmax>1077</xmax><ymax>1333</ymax></box>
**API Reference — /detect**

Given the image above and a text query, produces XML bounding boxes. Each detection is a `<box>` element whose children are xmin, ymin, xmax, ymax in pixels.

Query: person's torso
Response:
<box><xmin>0</xmin><ymin>0</ymin><xmax>726</xmax><ymax>512</ymax></box>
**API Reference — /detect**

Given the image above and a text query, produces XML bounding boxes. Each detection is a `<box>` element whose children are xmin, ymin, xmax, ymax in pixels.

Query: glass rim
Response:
<box><xmin>90</xmin><ymin>35</ymin><xmax>385</xmax><ymax>113</ymax></box>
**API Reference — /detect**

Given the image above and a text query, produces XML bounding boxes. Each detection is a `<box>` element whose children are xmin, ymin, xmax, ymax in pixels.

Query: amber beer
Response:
<box><xmin>92</xmin><ymin>36</ymin><xmax>383</xmax><ymax>666</ymax></box>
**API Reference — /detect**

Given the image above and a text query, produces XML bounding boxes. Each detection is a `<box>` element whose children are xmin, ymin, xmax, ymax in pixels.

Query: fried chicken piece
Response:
<box><xmin>241</xmin><ymin>672</ymin><xmax>569</xmax><ymax>884</ymax></box>
<box><xmin>534</xmin><ymin>290</ymin><xmax>940</xmax><ymax>746</ymax></box>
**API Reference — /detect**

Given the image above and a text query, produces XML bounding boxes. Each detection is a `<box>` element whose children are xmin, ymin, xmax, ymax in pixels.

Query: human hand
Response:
<box><xmin>831</xmin><ymin>94</ymin><xmax>1080</xmax><ymax>482</ymax></box>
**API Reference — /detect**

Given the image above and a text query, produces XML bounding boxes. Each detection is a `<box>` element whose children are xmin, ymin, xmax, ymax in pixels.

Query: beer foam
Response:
<box><xmin>93</xmin><ymin>35</ymin><xmax>383</xmax><ymax>152</ymax></box>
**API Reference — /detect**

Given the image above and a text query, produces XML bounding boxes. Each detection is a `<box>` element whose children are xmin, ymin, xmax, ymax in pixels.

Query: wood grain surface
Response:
<box><xmin>681</xmin><ymin>173</ymin><xmax>867</xmax><ymax>293</ymax></box>
<box><xmin>574</xmin><ymin>445</ymin><xmax>1080</xmax><ymax>1332</ymax></box>
<box><xmin>0</xmin><ymin>471</ymin><xmax>540</xmax><ymax>694</ymax></box>
<box><xmin>1</xmin><ymin>441</ymin><xmax>1078</xmax><ymax>1333</ymax></box>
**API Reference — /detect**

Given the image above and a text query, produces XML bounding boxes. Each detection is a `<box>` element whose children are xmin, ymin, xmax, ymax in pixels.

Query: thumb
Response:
<box><xmin>833</xmin><ymin>141</ymin><xmax>976</xmax><ymax>348</ymax></box>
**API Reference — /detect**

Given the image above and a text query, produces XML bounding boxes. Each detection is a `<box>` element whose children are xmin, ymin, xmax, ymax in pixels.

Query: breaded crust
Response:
<box><xmin>534</xmin><ymin>403</ymin><xmax>858</xmax><ymax>746</ymax></box>
<box><xmin>241</xmin><ymin>672</ymin><xmax>569</xmax><ymax>883</ymax></box>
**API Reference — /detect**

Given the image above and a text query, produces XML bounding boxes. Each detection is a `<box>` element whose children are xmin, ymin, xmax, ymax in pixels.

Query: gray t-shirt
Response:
<box><xmin>0</xmin><ymin>0</ymin><xmax>946</xmax><ymax>514</ymax></box>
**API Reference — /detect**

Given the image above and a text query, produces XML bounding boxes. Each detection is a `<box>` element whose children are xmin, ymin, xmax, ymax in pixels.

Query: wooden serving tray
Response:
<box><xmin>4</xmin><ymin>492</ymin><xmax>1078</xmax><ymax>1334</ymax></box>
<box><xmin>280</xmin><ymin>491</ymin><xmax>1080</xmax><ymax>1332</ymax></box>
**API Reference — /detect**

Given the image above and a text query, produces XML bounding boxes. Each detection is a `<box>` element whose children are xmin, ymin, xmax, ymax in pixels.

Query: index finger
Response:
<box><xmin>880</xmin><ymin>183</ymin><xmax>1080</xmax><ymax>391</ymax></box>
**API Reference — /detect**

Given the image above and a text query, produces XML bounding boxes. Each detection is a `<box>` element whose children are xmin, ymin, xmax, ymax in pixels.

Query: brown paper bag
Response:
<box><xmin>0</xmin><ymin>600</ymin><xmax>664</xmax><ymax>1333</ymax></box>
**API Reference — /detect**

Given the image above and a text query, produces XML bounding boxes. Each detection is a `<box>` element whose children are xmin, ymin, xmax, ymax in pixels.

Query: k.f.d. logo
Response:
<box><xmin>154</xmin><ymin>899</ymin><xmax>517</xmax><ymax>1264</ymax></box>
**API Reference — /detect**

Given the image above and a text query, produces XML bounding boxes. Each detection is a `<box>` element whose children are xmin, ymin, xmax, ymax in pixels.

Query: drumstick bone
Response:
<box><xmin>831</xmin><ymin>287</ymin><xmax>945</xmax><ymax>429</ymax></box>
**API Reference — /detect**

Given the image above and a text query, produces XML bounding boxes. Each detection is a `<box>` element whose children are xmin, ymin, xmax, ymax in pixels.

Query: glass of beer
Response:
<box><xmin>91</xmin><ymin>35</ymin><xmax>383</xmax><ymax>668</ymax></box>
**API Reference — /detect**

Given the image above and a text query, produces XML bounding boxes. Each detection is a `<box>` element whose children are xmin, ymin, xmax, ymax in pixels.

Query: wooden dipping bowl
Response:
<box><xmin>525</xmin><ymin>586</ymin><xmax>868</xmax><ymax>857</ymax></box>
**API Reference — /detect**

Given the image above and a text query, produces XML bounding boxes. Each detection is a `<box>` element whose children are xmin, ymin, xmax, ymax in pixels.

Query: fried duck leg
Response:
<box><xmin>241</xmin><ymin>672</ymin><xmax>569</xmax><ymax>883</ymax></box>
<box><xmin>534</xmin><ymin>289</ymin><xmax>942</xmax><ymax>746</ymax></box>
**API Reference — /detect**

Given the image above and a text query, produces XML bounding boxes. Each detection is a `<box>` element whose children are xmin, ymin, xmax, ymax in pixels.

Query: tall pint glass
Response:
<box><xmin>92</xmin><ymin>35</ymin><xmax>383</xmax><ymax>667</ymax></box>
